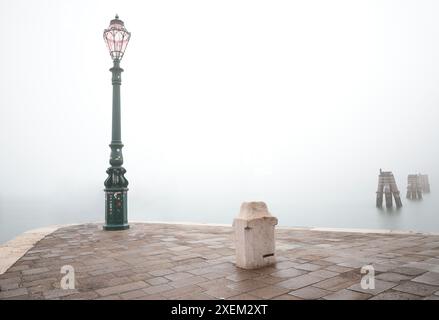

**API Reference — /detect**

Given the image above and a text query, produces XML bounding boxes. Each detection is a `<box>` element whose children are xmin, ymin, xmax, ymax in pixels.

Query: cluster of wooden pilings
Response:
<box><xmin>406</xmin><ymin>174</ymin><xmax>430</xmax><ymax>200</ymax></box>
<box><xmin>376</xmin><ymin>170</ymin><xmax>403</xmax><ymax>209</ymax></box>
<box><xmin>376</xmin><ymin>170</ymin><xmax>431</xmax><ymax>208</ymax></box>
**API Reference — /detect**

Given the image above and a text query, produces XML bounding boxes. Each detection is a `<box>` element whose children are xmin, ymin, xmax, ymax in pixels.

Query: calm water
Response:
<box><xmin>1</xmin><ymin>174</ymin><xmax>438</xmax><ymax>244</ymax></box>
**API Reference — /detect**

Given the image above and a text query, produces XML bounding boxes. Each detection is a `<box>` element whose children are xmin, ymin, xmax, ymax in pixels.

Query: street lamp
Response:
<box><xmin>103</xmin><ymin>15</ymin><xmax>131</xmax><ymax>230</ymax></box>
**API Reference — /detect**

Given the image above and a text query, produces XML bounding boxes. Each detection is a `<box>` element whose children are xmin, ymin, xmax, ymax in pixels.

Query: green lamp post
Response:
<box><xmin>103</xmin><ymin>15</ymin><xmax>131</xmax><ymax>230</ymax></box>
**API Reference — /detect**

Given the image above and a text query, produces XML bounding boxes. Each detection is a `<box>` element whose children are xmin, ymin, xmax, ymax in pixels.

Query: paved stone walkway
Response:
<box><xmin>1</xmin><ymin>223</ymin><xmax>439</xmax><ymax>300</ymax></box>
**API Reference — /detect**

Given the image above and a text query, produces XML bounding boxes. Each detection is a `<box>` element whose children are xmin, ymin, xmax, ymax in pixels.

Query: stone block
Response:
<box><xmin>233</xmin><ymin>202</ymin><xmax>278</xmax><ymax>269</ymax></box>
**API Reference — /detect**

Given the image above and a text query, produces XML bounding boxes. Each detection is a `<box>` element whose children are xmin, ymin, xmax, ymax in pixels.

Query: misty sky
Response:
<box><xmin>1</xmin><ymin>0</ymin><xmax>439</xmax><ymax>242</ymax></box>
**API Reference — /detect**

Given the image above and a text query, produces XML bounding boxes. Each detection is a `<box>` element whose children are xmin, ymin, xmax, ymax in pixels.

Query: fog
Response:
<box><xmin>1</xmin><ymin>0</ymin><xmax>439</xmax><ymax>243</ymax></box>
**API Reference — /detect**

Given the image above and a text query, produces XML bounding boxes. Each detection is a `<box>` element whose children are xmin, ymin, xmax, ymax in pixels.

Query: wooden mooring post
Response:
<box><xmin>407</xmin><ymin>173</ymin><xmax>430</xmax><ymax>199</ymax></box>
<box><xmin>376</xmin><ymin>169</ymin><xmax>403</xmax><ymax>208</ymax></box>
<box><xmin>406</xmin><ymin>174</ymin><xmax>423</xmax><ymax>200</ymax></box>
<box><xmin>419</xmin><ymin>174</ymin><xmax>430</xmax><ymax>193</ymax></box>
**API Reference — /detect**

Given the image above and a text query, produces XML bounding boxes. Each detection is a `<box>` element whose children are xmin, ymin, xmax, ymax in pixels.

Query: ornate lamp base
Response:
<box><xmin>103</xmin><ymin>224</ymin><xmax>129</xmax><ymax>231</ymax></box>
<box><xmin>104</xmin><ymin>165</ymin><xmax>129</xmax><ymax>231</ymax></box>
<box><xmin>104</xmin><ymin>188</ymin><xmax>129</xmax><ymax>231</ymax></box>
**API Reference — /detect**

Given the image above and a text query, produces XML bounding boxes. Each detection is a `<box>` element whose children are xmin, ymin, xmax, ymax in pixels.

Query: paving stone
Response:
<box><xmin>323</xmin><ymin>256</ymin><xmax>351</xmax><ymax>264</ymax></box>
<box><xmin>96</xmin><ymin>294</ymin><xmax>121</xmax><ymax>300</ymax></box>
<box><xmin>113</xmin><ymin>269</ymin><xmax>136</xmax><ymax>277</ymax></box>
<box><xmin>20</xmin><ymin>256</ymin><xmax>40</xmax><ymax>261</ymax></box>
<box><xmin>188</xmin><ymin>267</ymin><xmax>219</xmax><ymax>276</ymax></box>
<box><xmin>393</xmin><ymin>281</ymin><xmax>439</xmax><ymax>297</ymax></box>
<box><xmin>273</xmin><ymin>261</ymin><xmax>298</xmax><ymax>270</ymax></box>
<box><xmin>96</xmin><ymin>281</ymin><xmax>148</xmax><ymax>297</ymax></box>
<box><xmin>7</xmin><ymin>265</ymin><xmax>30</xmax><ymax>272</ymax></box>
<box><xmin>375</xmin><ymin>272</ymin><xmax>412</xmax><ymax>282</ymax></box>
<box><xmin>390</xmin><ymin>267</ymin><xmax>427</xmax><ymax>276</ymax></box>
<box><xmin>135</xmin><ymin>293</ymin><xmax>166</xmax><ymax>300</ymax></box>
<box><xmin>271</xmin><ymin>294</ymin><xmax>303</xmax><ymax>300</ymax></box>
<box><xmin>180</xmin><ymin>292</ymin><xmax>216</xmax><ymax>300</ymax></box>
<box><xmin>201</xmin><ymin>272</ymin><xmax>229</xmax><ymax>280</ymax></box>
<box><xmin>198</xmin><ymin>278</ymin><xmax>234</xmax><ymax>290</ymax></box>
<box><xmin>21</xmin><ymin>277</ymin><xmax>58</xmax><ymax>288</ymax></box>
<box><xmin>43</xmin><ymin>289</ymin><xmax>78</xmax><ymax>299</ymax></box>
<box><xmin>424</xmin><ymin>258</ymin><xmax>439</xmax><ymax>265</ymax></box>
<box><xmin>168</xmin><ymin>276</ymin><xmax>207</xmax><ymax>288</ymax></box>
<box><xmin>294</xmin><ymin>263</ymin><xmax>322</xmax><ymax>272</ymax></box>
<box><xmin>369</xmin><ymin>290</ymin><xmax>421</xmax><ymax>300</ymax></box>
<box><xmin>228</xmin><ymin>293</ymin><xmax>261</xmax><ymax>300</ymax></box>
<box><xmin>148</xmin><ymin>269</ymin><xmax>174</xmax><ymax>277</ymax></box>
<box><xmin>270</xmin><ymin>268</ymin><xmax>306</xmax><ymax>278</ymax></box>
<box><xmin>79</xmin><ymin>276</ymin><xmax>123</xmax><ymax>290</ymax></box>
<box><xmin>120</xmin><ymin>289</ymin><xmax>148</xmax><ymax>300</ymax></box>
<box><xmin>248</xmin><ymin>285</ymin><xmax>291</xmax><ymax>299</ymax></box>
<box><xmin>348</xmin><ymin>280</ymin><xmax>397</xmax><ymax>295</ymax></box>
<box><xmin>161</xmin><ymin>285</ymin><xmax>204</xmax><ymax>299</ymax></box>
<box><xmin>369</xmin><ymin>264</ymin><xmax>394</xmax><ymax>273</ymax></box>
<box><xmin>22</xmin><ymin>267</ymin><xmax>50</xmax><ymax>276</ymax></box>
<box><xmin>28</xmin><ymin>283</ymin><xmax>55</xmax><ymax>294</ymax></box>
<box><xmin>313</xmin><ymin>276</ymin><xmax>356</xmax><ymax>292</ymax></box>
<box><xmin>129</xmin><ymin>272</ymin><xmax>153</xmax><ymax>282</ymax></box>
<box><xmin>339</xmin><ymin>269</ymin><xmax>362</xmax><ymax>281</ymax></box>
<box><xmin>402</xmin><ymin>262</ymin><xmax>439</xmax><ymax>272</ymax></box>
<box><xmin>311</xmin><ymin>260</ymin><xmax>334</xmax><ymax>267</ymax></box>
<box><xmin>289</xmin><ymin>286</ymin><xmax>331</xmax><ymax>299</ymax></box>
<box><xmin>277</xmin><ymin>274</ymin><xmax>324</xmax><ymax>290</ymax></box>
<box><xmin>0</xmin><ymin>277</ymin><xmax>21</xmax><ymax>286</ymax></box>
<box><xmin>169</xmin><ymin>246</ymin><xmax>192</xmax><ymax>252</ymax></box>
<box><xmin>412</xmin><ymin>272</ymin><xmax>439</xmax><ymax>286</ymax></box>
<box><xmin>143</xmin><ymin>284</ymin><xmax>174</xmax><ymax>295</ymax></box>
<box><xmin>226</xmin><ymin>279</ymin><xmax>267</xmax><ymax>293</ymax></box>
<box><xmin>258</xmin><ymin>275</ymin><xmax>285</xmax><ymax>285</ymax></box>
<box><xmin>226</xmin><ymin>271</ymin><xmax>260</xmax><ymax>282</ymax></box>
<box><xmin>0</xmin><ymin>287</ymin><xmax>28</xmax><ymax>299</ymax></box>
<box><xmin>0</xmin><ymin>282</ymin><xmax>20</xmax><ymax>291</ymax></box>
<box><xmin>63</xmin><ymin>291</ymin><xmax>100</xmax><ymax>300</ymax></box>
<box><xmin>252</xmin><ymin>267</ymin><xmax>278</xmax><ymax>275</ymax></box>
<box><xmin>338</xmin><ymin>260</ymin><xmax>369</xmax><ymax>268</ymax></box>
<box><xmin>164</xmin><ymin>272</ymin><xmax>195</xmax><ymax>281</ymax></box>
<box><xmin>205</xmin><ymin>286</ymin><xmax>241</xmax><ymax>299</ymax></box>
<box><xmin>146</xmin><ymin>277</ymin><xmax>170</xmax><ymax>286</ymax></box>
<box><xmin>2</xmin><ymin>295</ymin><xmax>36</xmax><ymax>300</ymax></box>
<box><xmin>307</xmin><ymin>269</ymin><xmax>339</xmax><ymax>279</ymax></box>
<box><xmin>323</xmin><ymin>289</ymin><xmax>371</xmax><ymax>300</ymax></box>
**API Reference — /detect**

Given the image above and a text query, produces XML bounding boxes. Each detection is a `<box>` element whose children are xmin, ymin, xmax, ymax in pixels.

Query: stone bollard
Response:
<box><xmin>233</xmin><ymin>202</ymin><xmax>278</xmax><ymax>269</ymax></box>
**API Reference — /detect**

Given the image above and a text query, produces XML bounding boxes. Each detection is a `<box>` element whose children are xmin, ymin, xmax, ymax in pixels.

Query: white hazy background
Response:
<box><xmin>1</xmin><ymin>0</ymin><xmax>439</xmax><ymax>243</ymax></box>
